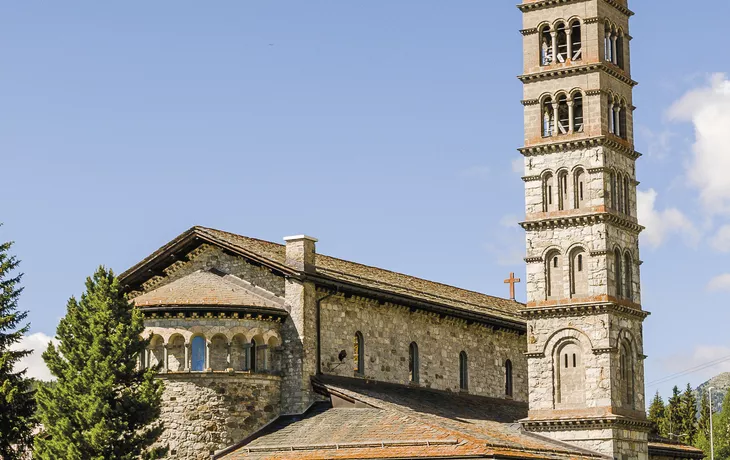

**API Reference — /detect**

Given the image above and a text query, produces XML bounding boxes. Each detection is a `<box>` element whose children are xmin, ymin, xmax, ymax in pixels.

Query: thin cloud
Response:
<box><xmin>10</xmin><ymin>332</ymin><xmax>57</xmax><ymax>381</ymax></box>
<box><xmin>637</xmin><ymin>188</ymin><xmax>700</xmax><ymax>248</ymax></box>
<box><xmin>707</xmin><ymin>273</ymin><xmax>730</xmax><ymax>292</ymax></box>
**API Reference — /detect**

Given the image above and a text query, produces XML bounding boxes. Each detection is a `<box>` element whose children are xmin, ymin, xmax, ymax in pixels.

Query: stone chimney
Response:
<box><xmin>283</xmin><ymin>235</ymin><xmax>318</xmax><ymax>273</ymax></box>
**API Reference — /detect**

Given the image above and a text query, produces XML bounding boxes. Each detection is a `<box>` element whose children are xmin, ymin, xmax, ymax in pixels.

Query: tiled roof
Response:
<box><xmin>648</xmin><ymin>437</ymin><xmax>705</xmax><ymax>459</ymax></box>
<box><xmin>219</xmin><ymin>376</ymin><xmax>606</xmax><ymax>460</ymax></box>
<box><xmin>132</xmin><ymin>270</ymin><xmax>284</xmax><ymax>310</ymax></box>
<box><xmin>196</xmin><ymin>227</ymin><xmax>524</xmax><ymax>322</ymax></box>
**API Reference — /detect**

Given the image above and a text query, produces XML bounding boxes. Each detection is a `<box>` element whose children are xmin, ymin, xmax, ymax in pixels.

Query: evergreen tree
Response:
<box><xmin>34</xmin><ymin>267</ymin><xmax>165</xmax><ymax>460</ymax></box>
<box><xmin>0</xmin><ymin>233</ymin><xmax>35</xmax><ymax>459</ymax></box>
<box><xmin>666</xmin><ymin>386</ymin><xmax>684</xmax><ymax>441</ymax></box>
<box><xmin>715</xmin><ymin>390</ymin><xmax>730</xmax><ymax>460</ymax></box>
<box><xmin>680</xmin><ymin>383</ymin><xmax>698</xmax><ymax>445</ymax></box>
<box><xmin>648</xmin><ymin>391</ymin><xmax>667</xmax><ymax>437</ymax></box>
<box><xmin>695</xmin><ymin>389</ymin><xmax>712</xmax><ymax>455</ymax></box>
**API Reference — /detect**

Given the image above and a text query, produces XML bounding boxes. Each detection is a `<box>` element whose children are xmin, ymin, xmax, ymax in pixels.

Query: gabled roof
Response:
<box><xmin>217</xmin><ymin>376</ymin><xmax>607</xmax><ymax>460</ymax></box>
<box><xmin>120</xmin><ymin>226</ymin><xmax>525</xmax><ymax>329</ymax></box>
<box><xmin>132</xmin><ymin>269</ymin><xmax>285</xmax><ymax>311</ymax></box>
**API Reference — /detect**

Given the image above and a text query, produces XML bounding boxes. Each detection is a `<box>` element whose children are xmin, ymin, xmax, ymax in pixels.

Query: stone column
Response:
<box><xmin>184</xmin><ymin>342</ymin><xmax>189</xmax><ymax>371</ymax></box>
<box><xmin>552</xmin><ymin>103</ymin><xmax>560</xmax><ymax>135</ymax></box>
<box><xmin>163</xmin><ymin>345</ymin><xmax>169</xmax><ymax>373</ymax></box>
<box><xmin>605</xmin><ymin>30</ymin><xmax>611</xmax><ymax>62</ymax></box>
<box><xmin>205</xmin><ymin>340</ymin><xmax>211</xmax><ymax>371</ymax></box>
<box><xmin>567</xmin><ymin>100</ymin><xmax>575</xmax><ymax>133</ymax></box>
<box><xmin>615</xmin><ymin>106</ymin><xmax>622</xmax><ymax>138</ymax></box>
<box><xmin>566</xmin><ymin>29</ymin><xmax>573</xmax><ymax>61</ymax></box>
<box><xmin>550</xmin><ymin>31</ymin><xmax>557</xmax><ymax>64</ymax></box>
<box><xmin>611</xmin><ymin>35</ymin><xmax>618</xmax><ymax>65</ymax></box>
<box><xmin>226</xmin><ymin>342</ymin><xmax>232</xmax><ymax>370</ymax></box>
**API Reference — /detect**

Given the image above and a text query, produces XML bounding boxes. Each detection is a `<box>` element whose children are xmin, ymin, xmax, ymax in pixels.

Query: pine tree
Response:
<box><xmin>695</xmin><ymin>389</ymin><xmax>712</xmax><ymax>455</ymax></box>
<box><xmin>34</xmin><ymin>267</ymin><xmax>165</xmax><ymax>460</ymax></box>
<box><xmin>715</xmin><ymin>390</ymin><xmax>730</xmax><ymax>460</ymax></box>
<box><xmin>0</xmin><ymin>234</ymin><xmax>35</xmax><ymax>459</ymax></box>
<box><xmin>680</xmin><ymin>383</ymin><xmax>698</xmax><ymax>445</ymax></box>
<box><xmin>648</xmin><ymin>391</ymin><xmax>667</xmax><ymax>437</ymax></box>
<box><xmin>666</xmin><ymin>386</ymin><xmax>684</xmax><ymax>441</ymax></box>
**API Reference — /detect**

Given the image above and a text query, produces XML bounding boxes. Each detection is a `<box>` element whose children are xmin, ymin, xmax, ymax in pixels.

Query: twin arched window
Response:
<box><xmin>547</xmin><ymin>247</ymin><xmax>589</xmax><ymax>300</ymax></box>
<box><xmin>605</xmin><ymin>22</ymin><xmax>625</xmax><ymax>69</ymax></box>
<box><xmin>620</xmin><ymin>341</ymin><xmax>635</xmax><ymax>409</ymax></box>
<box><xmin>608</xmin><ymin>95</ymin><xmax>628</xmax><ymax>140</ymax></box>
<box><xmin>613</xmin><ymin>248</ymin><xmax>634</xmax><ymax>301</ymax></box>
<box><xmin>543</xmin><ymin>168</ymin><xmax>587</xmax><ymax>212</ymax></box>
<box><xmin>540</xmin><ymin>20</ymin><xmax>582</xmax><ymax>66</ymax></box>
<box><xmin>608</xmin><ymin>170</ymin><xmax>632</xmax><ymax>216</ymax></box>
<box><xmin>542</xmin><ymin>92</ymin><xmax>584</xmax><ymax>138</ymax></box>
<box><xmin>556</xmin><ymin>342</ymin><xmax>585</xmax><ymax>407</ymax></box>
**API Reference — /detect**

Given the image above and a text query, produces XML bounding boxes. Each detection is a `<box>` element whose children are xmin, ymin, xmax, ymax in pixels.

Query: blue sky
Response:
<box><xmin>2</xmin><ymin>1</ymin><xmax>730</xmax><ymax>398</ymax></box>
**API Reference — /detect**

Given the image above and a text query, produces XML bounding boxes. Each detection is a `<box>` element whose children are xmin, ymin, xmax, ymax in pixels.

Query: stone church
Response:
<box><xmin>119</xmin><ymin>1</ymin><xmax>705</xmax><ymax>459</ymax></box>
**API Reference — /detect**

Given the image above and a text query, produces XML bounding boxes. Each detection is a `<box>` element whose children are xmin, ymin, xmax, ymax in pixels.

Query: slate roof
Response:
<box><xmin>218</xmin><ymin>376</ymin><xmax>607</xmax><ymax>460</ymax></box>
<box><xmin>120</xmin><ymin>226</ymin><xmax>524</xmax><ymax>326</ymax></box>
<box><xmin>132</xmin><ymin>270</ymin><xmax>284</xmax><ymax>311</ymax></box>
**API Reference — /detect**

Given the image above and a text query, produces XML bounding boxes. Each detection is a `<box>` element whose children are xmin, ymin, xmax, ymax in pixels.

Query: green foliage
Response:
<box><xmin>648</xmin><ymin>391</ymin><xmax>667</xmax><ymax>437</ymax></box>
<box><xmin>0</xmin><ymin>235</ymin><xmax>36</xmax><ymax>459</ymax></box>
<box><xmin>681</xmin><ymin>383</ymin><xmax>698</xmax><ymax>445</ymax></box>
<box><xmin>714</xmin><ymin>390</ymin><xmax>730</xmax><ymax>460</ymax></box>
<box><xmin>666</xmin><ymin>386</ymin><xmax>684</xmax><ymax>439</ymax></box>
<box><xmin>34</xmin><ymin>267</ymin><xmax>166</xmax><ymax>460</ymax></box>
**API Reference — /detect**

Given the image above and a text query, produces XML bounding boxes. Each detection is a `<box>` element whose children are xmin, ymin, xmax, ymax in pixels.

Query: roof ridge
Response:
<box><xmin>195</xmin><ymin>225</ymin><xmax>521</xmax><ymax>306</ymax></box>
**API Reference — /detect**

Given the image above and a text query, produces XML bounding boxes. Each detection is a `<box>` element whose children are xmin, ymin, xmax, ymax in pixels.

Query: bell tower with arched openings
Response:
<box><xmin>517</xmin><ymin>1</ymin><xmax>650</xmax><ymax>459</ymax></box>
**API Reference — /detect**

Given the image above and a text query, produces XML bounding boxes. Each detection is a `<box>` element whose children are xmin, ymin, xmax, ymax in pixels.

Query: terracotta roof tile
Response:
<box><xmin>132</xmin><ymin>270</ymin><xmax>284</xmax><ymax>310</ymax></box>
<box><xmin>219</xmin><ymin>377</ymin><xmax>605</xmax><ymax>460</ymax></box>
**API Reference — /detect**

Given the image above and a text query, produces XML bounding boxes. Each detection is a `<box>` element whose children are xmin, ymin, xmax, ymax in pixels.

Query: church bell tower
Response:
<box><xmin>517</xmin><ymin>1</ymin><xmax>651</xmax><ymax>459</ymax></box>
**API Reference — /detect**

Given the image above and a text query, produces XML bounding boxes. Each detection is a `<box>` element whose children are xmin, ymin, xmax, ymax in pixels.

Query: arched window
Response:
<box><xmin>557</xmin><ymin>94</ymin><xmax>569</xmax><ymax>135</ymax></box>
<box><xmin>191</xmin><ymin>336</ymin><xmax>206</xmax><ymax>372</ymax></box>
<box><xmin>543</xmin><ymin>172</ymin><xmax>556</xmax><ymax>212</ymax></box>
<box><xmin>624</xmin><ymin>252</ymin><xmax>633</xmax><ymax>301</ymax></box>
<box><xmin>614</xmin><ymin>248</ymin><xmax>623</xmax><ymax>298</ymax></box>
<box><xmin>459</xmin><ymin>351</ymin><xmax>469</xmax><ymax>390</ymax></box>
<box><xmin>542</xmin><ymin>97</ymin><xmax>554</xmax><ymax>137</ymax></box>
<box><xmin>570</xmin><ymin>20</ymin><xmax>582</xmax><ymax>61</ymax></box>
<box><xmin>354</xmin><ymin>332</ymin><xmax>364</xmax><ymax>376</ymax></box>
<box><xmin>556</xmin><ymin>342</ymin><xmax>585</xmax><ymax>407</ymax></box>
<box><xmin>570</xmin><ymin>248</ymin><xmax>588</xmax><ymax>297</ymax></box>
<box><xmin>572</xmin><ymin>92</ymin><xmax>584</xmax><ymax>133</ymax></box>
<box><xmin>620</xmin><ymin>342</ymin><xmax>635</xmax><ymax>408</ymax></box>
<box><xmin>616</xmin><ymin>32</ymin><xmax>625</xmax><ymax>69</ymax></box>
<box><xmin>546</xmin><ymin>250</ymin><xmax>564</xmax><ymax>299</ymax></box>
<box><xmin>558</xmin><ymin>170</ymin><xmax>569</xmax><ymax>211</ymax></box>
<box><xmin>505</xmin><ymin>359</ymin><xmax>513</xmax><ymax>397</ymax></box>
<box><xmin>619</xmin><ymin>101</ymin><xmax>628</xmax><ymax>140</ymax></box>
<box><xmin>616</xmin><ymin>172</ymin><xmax>624</xmax><ymax>213</ymax></box>
<box><xmin>540</xmin><ymin>25</ymin><xmax>553</xmax><ymax>66</ymax></box>
<box><xmin>609</xmin><ymin>171</ymin><xmax>617</xmax><ymax>210</ymax></box>
<box><xmin>409</xmin><ymin>342</ymin><xmax>419</xmax><ymax>384</ymax></box>
<box><xmin>623</xmin><ymin>175</ymin><xmax>631</xmax><ymax>215</ymax></box>
<box><xmin>250</xmin><ymin>339</ymin><xmax>257</xmax><ymax>372</ymax></box>
<box><xmin>574</xmin><ymin>168</ymin><xmax>585</xmax><ymax>209</ymax></box>
<box><xmin>605</xmin><ymin>23</ymin><xmax>613</xmax><ymax>63</ymax></box>
<box><xmin>210</xmin><ymin>334</ymin><xmax>228</xmax><ymax>371</ymax></box>
<box><xmin>556</xmin><ymin>23</ymin><xmax>568</xmax><ymax>63</ymax></box>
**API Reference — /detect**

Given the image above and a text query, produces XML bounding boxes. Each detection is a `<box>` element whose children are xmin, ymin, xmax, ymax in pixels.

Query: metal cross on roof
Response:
<box><xmin>504</xmin><ymin>272</ymin><xmax>521</xmax><ymax>301</ymax></box>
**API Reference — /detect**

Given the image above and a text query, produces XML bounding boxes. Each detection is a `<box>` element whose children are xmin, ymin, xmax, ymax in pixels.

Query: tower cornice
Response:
<box><xmin>517</xmin><ymin>0</ymin><xmax>634</xmax><ymax>18</ymax></box>
<box><xmin>518</xmin><ymin>136</ymin><xmax>641</xmax><ymax>160</ymax></box>
<box><xmin>518</xmin><ymin>62</ymin><xmax>637</xmax><ymax>87</ymax></box>
<box><xmin>520</xmin><ymin>211</ymin><xmax>644</xmax><ymax>234</ymax></box>
<box><xmin>519</xmin><ymin>302</ymin><xmax>650</xmax><ymax>320</ymax></box>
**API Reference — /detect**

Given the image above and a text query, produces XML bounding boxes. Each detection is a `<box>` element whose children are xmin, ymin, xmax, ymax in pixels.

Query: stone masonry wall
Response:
<box><xmin>319</xmin><ymin>294</ymin><xmax>528</xmax><ymax>402</ymax></box>
<box><xmin>137</xmin><ymin>244</ymin><xmax>285</xmax><ymax>298</ymax></box>
<box><xmin>155</xmin><ymin>373</ymin><xmax>280</xmax><ymax>460</ymax></box>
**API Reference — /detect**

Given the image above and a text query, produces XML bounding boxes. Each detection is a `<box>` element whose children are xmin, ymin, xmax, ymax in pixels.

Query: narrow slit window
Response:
<box><xmin>578</xmin><ymin>254</ymin><xmax>583</xmax><ymax>272</ymax></box>
<box><xmin>505</xmin><ymin>360</ymin><xmax>513</xmax><ymax>397</ymax></box>
<box><xmin>354</xmin><ymin>332</ymin><xmax>364</xmax><ymax>376</ymax></box>
<box><xmin>573</xmin><ymin>354</ymin><xmax>577</xmax><ymax>368</ymax></box>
